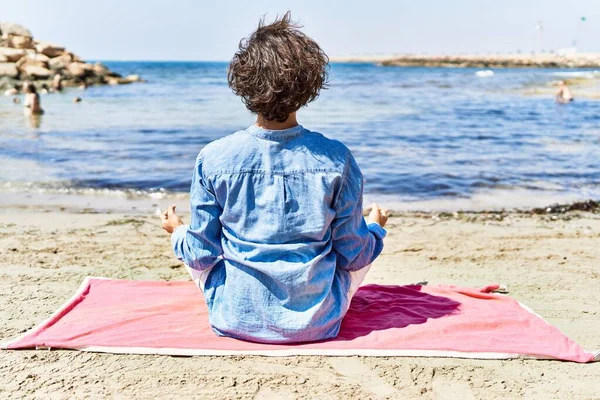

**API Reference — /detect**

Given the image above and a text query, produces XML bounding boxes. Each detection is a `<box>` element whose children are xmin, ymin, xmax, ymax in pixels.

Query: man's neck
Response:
<box><xmin>255</xmin><ymin>113</ymin><xmax>298</xmax><ymax>131</ymax></box>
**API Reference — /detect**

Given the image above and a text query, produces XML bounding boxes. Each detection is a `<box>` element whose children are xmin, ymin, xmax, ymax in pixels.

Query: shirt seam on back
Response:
<box><xmin>201</xmin><ymin>168</ymin><xmax>343</xmax><ymax>177</ymax></box>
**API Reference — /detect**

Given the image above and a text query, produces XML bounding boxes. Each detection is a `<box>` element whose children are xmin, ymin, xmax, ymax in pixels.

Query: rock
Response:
<box><xmin>0</xmin><ymin>47</ymin><xmax>26</xmax><ymax>62</ymax></box>
<box><xmin>107</xmin><ymin>77</ymin><xmax>135</xmax><ymax>85</ymax></box>
<box><xmin>16</xmin><ymin>53</ymin><xmax>49</xmax><ymax>69</ymax></box>
<box><xmin>0</xmin><ymin>76</ymin><xmax>19</xmax><ymax>89</ymax></box>
<box><xmin>32</xmin><ymin>53</ymin><xmax>50</xmax><ymax>62</ymax></box>
<box><xmin>0</xmin><ymin>62</ymin><xmax>18</xmax><ymax>78</ymax></box>
<box><xmin>0</xmin><ymin>22</ymin><xmax>140</xmax><ymax>86</ymax></box>
<box><xmin>21</xmin><ymin>65</ymin><xmax>52</xmax><ymax>79</ymax></box>
<box><xmin>48</xmin><ymin>53</ymin><xmax>73</xmax><ymax>71</ymax></box>
<box><xmin>92</xmin><ymin>62</ymin><xmax>109</xmax><ymax>76</ymax></box>
<box><xmin>379</xmin><ymin>54</ymin><xmax>600</xmax><ymax>69</ymax></box>
<box><xmin>59</xmin><ymin>79</ymin><xmax>76</xmax><ymax>88</ymax></box>
<box><xmin>36</xmin><ymin>41</ymin><xmax>65</xmax><ymax>58</ymax></box>
<box><xmin>85</xmin><ymin>75</ymin><xmax>105</xmax><ymax>85</ymax></box>
<box><xmin>0</xmin><ymin>22</ymin><xmax>33</xmax><ymax>38</ymax></box>
<box><xmin>107</xmin><ymin>78</ymin><xmax>121</xmax><ymax>85</ymax></box>
<box><xmin>67</xmin><ymin>62</ymin><xmax>92</xmax><ymax>78</ymax></box>
<box><xmin>8</xmin><ymin>35</ymin><xmax>34</xmax><ymax>49</ymax></box>
<box><xmin>125</xmin><ymin>74</ymin><xmax>142</xmax><ymax>82</ymax></box>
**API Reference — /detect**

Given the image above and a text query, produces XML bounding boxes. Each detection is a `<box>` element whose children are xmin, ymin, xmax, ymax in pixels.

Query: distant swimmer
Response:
<box><xmin>4</xmin><ymin>87</ymin><xmax>18</xmax><ymax>96</ymax></box>
<box><xmin>23</xmin><ymin>82</ymin><xmax>44</xmax><ymax>115</ymax></box>
<box><xmin>555</xmin><ymin>81</ymin><xmax>574</xmax><ymax>103</ymax></box>
<box><xmin>51</xmin><ymin>73</ymin><xmax>63</xmax><ymax>92</ymax></box>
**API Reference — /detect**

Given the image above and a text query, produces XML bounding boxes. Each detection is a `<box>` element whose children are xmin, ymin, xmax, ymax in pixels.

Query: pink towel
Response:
<box><xmin>2</xmin><ymin>277</ymin><xmax>597</xmax><ymax>362</ymax></box>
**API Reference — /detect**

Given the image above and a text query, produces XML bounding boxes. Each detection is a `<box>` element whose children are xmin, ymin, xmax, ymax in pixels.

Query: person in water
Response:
<box><xmin>160</xmin><ymin>12</ymin><xmax>388</xmax><ymax>343</ymax></box>
<box><xmin>4</xmin><ymin>86</ymin><xmax>18</xmax><ymax>96</ymax></box>
<box><xmin>51</xmin><ymin>73</ymin><xmax>63</xmax><ymax>92</ymax></box>
<box><xmin>23</xmin><ymin>83</ymin><xmax>44</xmax><ymax>115</ymax></box>
<box><xmin>556</xmin><ymin>80</ymin><xmax>574</xmax><ymax>103</ymax></box>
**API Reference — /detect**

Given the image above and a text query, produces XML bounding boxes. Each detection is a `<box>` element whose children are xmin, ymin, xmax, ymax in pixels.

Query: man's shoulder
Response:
<box><xmin>201</xmin><ymin>130</ymin><xmax>249</xmax><ymax>153</ymax></box>
<box><xmin>301</xmin><ymin>129</ymin><xmax>353</xmax><ymax>161</ymax></box>
<box><xmin>196</xmin><ymin>129</ymin><xmax>252</xmax><ymax>164</ymax></box>
<box><xmin>196</xmin><ymin>127</ymin><xmax>355</xmax><ymax>175</ymax></box>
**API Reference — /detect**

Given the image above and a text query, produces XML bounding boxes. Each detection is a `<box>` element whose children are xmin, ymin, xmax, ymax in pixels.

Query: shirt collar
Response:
<box><xmin>246</xmin><ymin>124</ymin><xmax>305</xmax><ymax>139</ymax></box>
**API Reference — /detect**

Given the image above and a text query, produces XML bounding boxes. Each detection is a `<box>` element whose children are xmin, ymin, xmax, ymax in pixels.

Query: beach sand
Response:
<box><xmin>1</xmin><ymin>203</ymin><xmax>599</xmax><ymax>399</ymax></box>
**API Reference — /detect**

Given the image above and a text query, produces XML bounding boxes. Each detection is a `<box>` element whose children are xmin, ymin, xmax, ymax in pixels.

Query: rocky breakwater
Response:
<box><xmin>378</xmin><ymin>53</ymin><xmax>600</xmax><ymax>68</ymax></box>
<box><xmin>0</xmin><ymin>22</ymin><xmax>141</xmax><ymax>90</ymax></box>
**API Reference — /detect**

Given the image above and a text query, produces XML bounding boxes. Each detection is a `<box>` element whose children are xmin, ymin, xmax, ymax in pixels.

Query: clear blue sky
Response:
<box><xmin>5</xmin><ymin>0</ymin><xmax>600</xmax><ymax>61</ymax></box>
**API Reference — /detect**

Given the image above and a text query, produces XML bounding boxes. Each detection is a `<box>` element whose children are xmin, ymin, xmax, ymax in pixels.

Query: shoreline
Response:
<box><xmin>0</xmin><ymin>188</ymin><xmax>597</xmax><ymax>219</ymax></box>
<box><xmin>331</xmin><ymin>53</ymin><xmax>600</xmax><ymax>68</ymax></box>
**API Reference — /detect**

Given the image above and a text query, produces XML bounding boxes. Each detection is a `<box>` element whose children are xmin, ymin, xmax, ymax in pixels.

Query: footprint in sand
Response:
<box><xmin>431</xmin><ymin>374</ymin><xmax>476</xmax><ymax>400</ymax></box>
<box><xmin>329</xmin><ymin>357</ymin><xmax>398</xmax><ymax>398</ymax></box>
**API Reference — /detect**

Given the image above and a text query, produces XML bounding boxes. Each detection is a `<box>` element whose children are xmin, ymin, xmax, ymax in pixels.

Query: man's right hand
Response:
<box><xmin>367</xmin><ymin>203</ymin><xmax>388</xmax><ymax>228</ymax></box>
<box><xmin>160</xmin><ymin>204</ymin><xmax>184</xmax><ymax>234</ymax></box>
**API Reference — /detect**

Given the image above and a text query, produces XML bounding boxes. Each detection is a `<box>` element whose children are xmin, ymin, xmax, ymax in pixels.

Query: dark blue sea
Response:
<box><xmin>1</xmin><ymin>62</ymin><xmax>600</xmax><ymax>210</ymax></box>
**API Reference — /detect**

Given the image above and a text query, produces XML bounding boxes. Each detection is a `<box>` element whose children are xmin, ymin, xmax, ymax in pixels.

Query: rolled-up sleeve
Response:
<box><xmin>171</xmin><ymin>155</ymin><xmax>223</xmax><ymax>271</ymax></box>
<box><xmin>331</xmin><ymin>154</ymin><xmax>386</xmax><ymax>272</ymax></box>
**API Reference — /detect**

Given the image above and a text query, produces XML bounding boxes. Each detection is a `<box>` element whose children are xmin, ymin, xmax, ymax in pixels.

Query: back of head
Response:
<box><xmin>228</xmin><ymin>11</ymin><xmax>329</xmax><ymax>123</ymax></box>
<box><xmin>24</xmin><ymin>82</ymin><xmax>37</xmax><ymax>94</ymax></box>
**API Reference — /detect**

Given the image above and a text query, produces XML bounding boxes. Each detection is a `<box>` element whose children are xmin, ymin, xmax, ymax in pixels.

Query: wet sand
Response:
<box><xmin>1</xmin><ymin>202</ymin><xmax>599</xmax><ymax>399</ymax></box>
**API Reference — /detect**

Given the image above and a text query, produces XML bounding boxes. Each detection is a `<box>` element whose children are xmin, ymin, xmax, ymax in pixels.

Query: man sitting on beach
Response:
<box><xmin>161</xmin><ymin>12</ymin><xmax>388</xmax><ymax>343</ymax></box>
<box><xmin>555</xmin><ymin>80</ymin><xmax>574</xmax><ymax>103</ymax></box>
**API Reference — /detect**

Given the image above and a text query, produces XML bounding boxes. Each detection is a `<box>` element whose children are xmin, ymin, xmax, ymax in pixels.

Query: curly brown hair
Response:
<box><xmin>228</xmin><ymin>12</ymin><xmax>329</xmax><ymax>123</ymax></box>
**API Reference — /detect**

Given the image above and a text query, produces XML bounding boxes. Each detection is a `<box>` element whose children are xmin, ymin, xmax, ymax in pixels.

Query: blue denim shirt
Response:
<box><xmin>171</xmin><ymin>125</ymin><xmax>386</xmax><ymax>343</ymax></box>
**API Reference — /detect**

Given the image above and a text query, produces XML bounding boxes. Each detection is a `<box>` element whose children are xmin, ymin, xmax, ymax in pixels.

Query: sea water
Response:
<box><xmin>1</xmin><ymin>62</ymin><xmax>599</xmax><ymax>210</ymax></box>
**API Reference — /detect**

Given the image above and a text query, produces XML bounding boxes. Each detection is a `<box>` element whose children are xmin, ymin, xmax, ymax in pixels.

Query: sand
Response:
<box><xmin>1</xmin><ymin>201</ymin><xmax>599</xmax><ymax>399</ymax></box>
